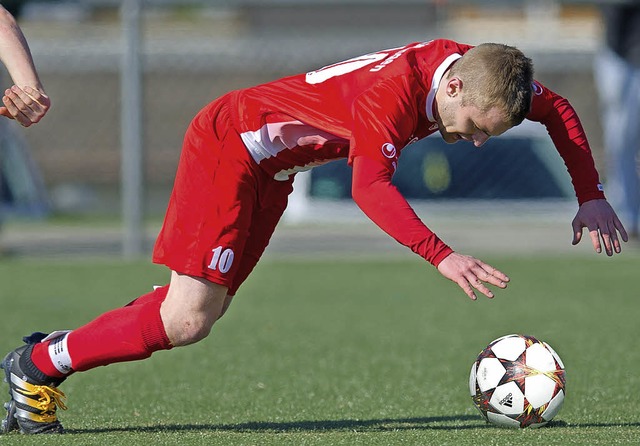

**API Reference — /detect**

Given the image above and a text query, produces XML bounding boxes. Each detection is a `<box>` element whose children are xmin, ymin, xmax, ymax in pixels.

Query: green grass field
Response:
<box><xmin>1</xmin><ymin>254</ymin><xmax>639</xmax><ymax>445</ymax></box>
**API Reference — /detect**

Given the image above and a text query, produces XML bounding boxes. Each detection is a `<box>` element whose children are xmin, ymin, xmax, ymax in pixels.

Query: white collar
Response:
<box><xmin>426</xmin><ymin>53</ymin><xmax>462</xmax><ymax>122</ymax></box>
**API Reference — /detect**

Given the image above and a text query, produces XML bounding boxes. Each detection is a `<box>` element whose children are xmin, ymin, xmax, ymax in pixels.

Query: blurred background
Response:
<box><xmin>0</xmin><ymin>0</ymin><xmax>631</xmax><ymax>258</ymax></box>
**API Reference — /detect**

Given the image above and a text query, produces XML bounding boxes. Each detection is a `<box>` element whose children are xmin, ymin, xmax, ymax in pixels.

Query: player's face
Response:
<box><xmin>435</xmin><ymin>76</ymin><xmax>513</xmax><ymax>147</ymax></box>
<box><xmin>436</xmin><ymin>100</ymin><xmax>512</xmax><ymax>147</ymax></box>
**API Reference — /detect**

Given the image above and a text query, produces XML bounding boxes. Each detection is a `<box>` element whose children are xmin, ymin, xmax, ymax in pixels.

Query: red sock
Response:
<box><xmin>125</xmin><ymin>284</ymin><xmax>169</xmax><ymax>306</ymax></box>
<box><xmin>30</xmin><ymin>285</ymin><xmax>172</xmax><ymax>377</ymax></box>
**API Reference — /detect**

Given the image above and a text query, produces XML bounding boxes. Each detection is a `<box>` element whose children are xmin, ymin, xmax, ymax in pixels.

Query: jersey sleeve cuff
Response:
<box><xmin>431</xmin><ymin>245</ymin><xmax>454</xmax><ymax>268</ymax></box>
<box><xmin>577</xmin><ymin>187</ymin><xmax>606</xmax><ymax>206</ymax></box>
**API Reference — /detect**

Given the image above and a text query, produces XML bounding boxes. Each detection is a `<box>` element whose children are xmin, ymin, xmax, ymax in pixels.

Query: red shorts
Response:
<box><xmin>152</xmin><ymin>94</ymin><xmax>294</xmax><ymax>295</ymax></box>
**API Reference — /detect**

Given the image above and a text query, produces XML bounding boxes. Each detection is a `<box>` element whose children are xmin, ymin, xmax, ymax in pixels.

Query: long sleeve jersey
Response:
<box><xmin>227</xmin><ymin>39</ymin><xmax>605</xmax><ymax>266</ymax></box>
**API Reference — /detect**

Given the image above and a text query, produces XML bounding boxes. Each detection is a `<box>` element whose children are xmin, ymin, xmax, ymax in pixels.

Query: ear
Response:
<box><xmin>446</xmin><ymin>77</ymin><xmax>463</xmax><ymax>98</ymax></box>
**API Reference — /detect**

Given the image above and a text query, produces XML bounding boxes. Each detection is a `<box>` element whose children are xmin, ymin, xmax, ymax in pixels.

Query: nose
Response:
<box><xmin>473</xmin><ymin>132</ymin><xmax>490</xmax><ymax>147</ymax></box>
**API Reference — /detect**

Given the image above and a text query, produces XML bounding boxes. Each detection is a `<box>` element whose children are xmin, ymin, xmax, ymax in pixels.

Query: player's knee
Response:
<box><xmin>174</xmin><ymin>312</ymin><xmax>215</xmax><ymax>345</ymax></box>
<box><xmin>161</xmin><ymin>274</ymin><xmax>229</xmax><ymax>346</ymax></box>
<box><xmin>162</xmin><ymin>305</ymin><xmax>220</xmax><ymax>346</ymax></box>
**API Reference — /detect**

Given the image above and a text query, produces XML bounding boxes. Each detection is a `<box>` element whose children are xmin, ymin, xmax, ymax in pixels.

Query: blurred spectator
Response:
<box><xmin>595</xmin><ymin>2</ymin><xmax>640</xmax><ymax>239</ymax></box>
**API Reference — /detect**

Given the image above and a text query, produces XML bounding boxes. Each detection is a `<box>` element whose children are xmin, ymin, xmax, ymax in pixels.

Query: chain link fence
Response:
<box><xmin>3</xmin><ymin>0</ymin><xmax>607</xmax><ymax>219</ymax></box>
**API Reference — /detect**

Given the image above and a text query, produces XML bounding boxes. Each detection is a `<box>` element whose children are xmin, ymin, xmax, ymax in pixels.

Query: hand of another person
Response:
<box><xmin>0</xmin><ymin>85</ymin><xmax>50</xmax><ymax>127</ymax></box>
<box><xmin>571</xmin><ymin>199</ymin><xmax>628</xmax><ymax>256</ymax></box>
<box><xmin>437</xmin><ymin>252</ymin><xmax>510</xmax><ymax>301</ymax></box>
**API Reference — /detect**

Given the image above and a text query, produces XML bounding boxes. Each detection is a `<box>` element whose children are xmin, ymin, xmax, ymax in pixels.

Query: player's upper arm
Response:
<box><xmin>348</xmin><ymin>77</ymin><xmax>419</xmax><ymax>173</ymax></box>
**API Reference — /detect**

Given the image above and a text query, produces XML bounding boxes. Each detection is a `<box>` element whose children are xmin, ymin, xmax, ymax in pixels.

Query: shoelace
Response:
<box><xmin>18</xmin><ymin>385</ymin><xmax>67</xmax><ymax>421</ymax></box>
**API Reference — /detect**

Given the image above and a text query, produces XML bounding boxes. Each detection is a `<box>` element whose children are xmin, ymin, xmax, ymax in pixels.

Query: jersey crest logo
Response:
<box><xmin>532</xmin><ymin>81</ymin><xmax>543</xmax><ymax>95</ymax></box>
<box><xmin>381</xmin><ymin>143</ymin><xmax>397</xmax><ymax>159</ymax></box>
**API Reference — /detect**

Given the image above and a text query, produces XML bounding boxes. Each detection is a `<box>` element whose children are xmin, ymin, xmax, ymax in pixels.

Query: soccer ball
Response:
<box><xmin>469</xmin><ymin>334</ymin><xmax>566</xmax><ymax>428</ymax></box>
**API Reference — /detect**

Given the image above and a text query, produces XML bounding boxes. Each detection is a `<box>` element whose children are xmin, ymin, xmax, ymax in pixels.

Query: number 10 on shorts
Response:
<box><xmin>208</xmin><ymin>246</ymin><xmax>234</xmax><ymax>273</ymax></box>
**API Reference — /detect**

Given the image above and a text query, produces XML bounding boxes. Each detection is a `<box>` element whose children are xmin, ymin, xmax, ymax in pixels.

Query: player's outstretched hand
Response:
<box><xmin>0</xmin><ymin>85</ymin><xmax>50</xmax><ymax>127</ymax></box>
<box><xmin>437</xmin><ymin>252</ymin><xmax>509</xmax><ymax>301</ymax></box>
<box><xmin>571</xmin><ymin>198</ymin><xmax>628</xmax><ymax>256</ymax></box>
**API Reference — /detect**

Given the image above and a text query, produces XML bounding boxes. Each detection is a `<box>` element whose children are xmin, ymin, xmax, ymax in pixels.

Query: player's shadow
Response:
<box><xmin>66</xmin><ymin>414</ymin><xmax>483</xmax><ymax>434</ymax></box>
<box><xmin>65</xmin><ymin>417</ymin><xmax>640</xmax><ymax>435</ymax></box>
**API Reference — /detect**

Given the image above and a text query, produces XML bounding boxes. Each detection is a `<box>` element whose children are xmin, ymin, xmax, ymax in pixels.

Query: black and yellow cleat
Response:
<box><xmin>1</xmin><ymin>335</ymin><xmax>66</xmax><ymax>434</ymax></box>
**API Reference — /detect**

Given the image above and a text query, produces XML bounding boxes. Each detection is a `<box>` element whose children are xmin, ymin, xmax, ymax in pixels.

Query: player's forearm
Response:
<box><xmin>528</xmin><ymin>84</ymin><xmax>604</xmax><ymax>205</ymax></box>
<box><xmin>543</xmin><ymin>96</ymin><xmax>605</xmax><ymax>205</ymax></box>
<box><xmin>351</xmin><ymin>156</ymin><xmax>453</xmax><ymax>266</ymax></box>
<box><xmin>0</xmin><ymin>7</ymin><xmax>43</xmax><ymax>90</ymax></box>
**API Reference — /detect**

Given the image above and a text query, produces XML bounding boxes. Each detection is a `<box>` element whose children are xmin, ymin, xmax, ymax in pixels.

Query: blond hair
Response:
<box><xmin>448</xmin><ymin>43</ymin><xmax>534</xmax><ymax>126</ymax></box>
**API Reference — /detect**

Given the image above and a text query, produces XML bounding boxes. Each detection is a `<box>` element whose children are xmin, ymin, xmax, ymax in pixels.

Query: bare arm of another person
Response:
<box><xmin>0</xmin><ymin>5</ymin><xmax>50</xmax><ymax>127</ymax></box>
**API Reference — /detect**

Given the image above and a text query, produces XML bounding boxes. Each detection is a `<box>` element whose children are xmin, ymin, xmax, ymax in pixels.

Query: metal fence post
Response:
<box><xmin>120</xmin><ymin>0</ymin><xmax>144</xmax><ymax>258</ymax></box>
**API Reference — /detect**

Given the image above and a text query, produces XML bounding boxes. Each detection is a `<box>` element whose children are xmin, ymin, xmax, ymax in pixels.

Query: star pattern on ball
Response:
<box><xmin>497</xmin><ymin>348</ymin><xmax>566</xmax><ymax>393</ymax></box>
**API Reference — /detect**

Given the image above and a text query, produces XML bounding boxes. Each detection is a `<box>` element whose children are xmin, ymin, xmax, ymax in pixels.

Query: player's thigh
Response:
<box><xmin>154</xmin><ymin>118</ymin><xmax>258</xmax><ymax>289</ymax></box>
<box><xmin>229</xmin><ymin>176</ymin><xmax>294</xmax><ymax>296</ymax></box>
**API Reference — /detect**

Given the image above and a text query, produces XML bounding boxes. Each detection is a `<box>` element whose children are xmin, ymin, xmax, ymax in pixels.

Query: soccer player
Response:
<box><xmin>0</xmin><ymin>4</ymin><xmax>51</xmax><ymax>126</ymax></box>
<box><xmin>1</xmin><ymin>39</ymin><xmax>627</xmax><ymax>434</ymax></box>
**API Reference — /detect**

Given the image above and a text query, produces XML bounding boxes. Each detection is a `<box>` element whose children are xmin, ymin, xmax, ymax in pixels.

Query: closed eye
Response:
<box><xmin>473</xmin><ymin>122</ymin><xmax>492</xmax><ymax>137</ymax></box>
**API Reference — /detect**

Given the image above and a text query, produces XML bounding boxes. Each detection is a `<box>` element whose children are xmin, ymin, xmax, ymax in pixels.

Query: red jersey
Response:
<box><xmin>226</xmin><ymin>39</ymin><xmax>604</xmax><ymax>266</ymax></box>
<box><xmin>231</xmin><ymin>39</ymin><xmax>463</xmax><ymax>180</ymax></box>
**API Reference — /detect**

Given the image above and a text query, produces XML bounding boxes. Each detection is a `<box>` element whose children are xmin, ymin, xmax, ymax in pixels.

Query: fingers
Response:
<box><xmin>605</xmin><ymin>220</ymin><xmax>620</xmax><ymax>254</ymax></box>
<box><xmin>437</xmin><ymin>253</ymin><xmax>509</xmax><ymax>301</ymax></box>
<box><xmin>588</xmin><ymin>228</ymin><xmax>602</xmax><ymax>254</ymax></box>
<box><xmin>477</xmin><ymin>265</ymin><xmax>510</xmax><ymax>284</ymax></box>
<box><xmin>458</xmin><ymin>279</ymin><xmax>479</xmax><ymax>301</ymax></box>
<box><xmin>2</xmin><ymin>86</ymin><xmax>50</xmax><ymax>127</ymax></box>
<box><xmin>466</xmin><ymin>277</ymin><xmax>492</xmax><ymax>300</ymax></box>
<box><xmin>454</xmin><ymin>265</ymin><xmax>509</xmax><ymax>301</ymax></box>
<box><xmin>571</xmin><ymin>219</ymin><xmax>582</xmax><ymax>246</ymax></box>
<box><xmin>0</xmin><ymin>106</ymin><xmax>13</xmax><ymax>119</ymax></box>
<box><xmin>587</xmin><ymin>222</ymin><xmax>626</xmax><ymax>256</ymax></box>
<box><xmin>465</xmin><ymin>265</ymin><xmax>509</xmax><ymax>300</ymax></box>
<box><xmin>607</xmin><ymin>216</ymin><xmax>628</xmax><ymax>253</ymax></box>
<box><xmin>572</xmin><ymin>200</ymin><xmax>628</xmax><ymax>255</ymax></box>
<box><xmin>573</xmin><ymin>219</ymin><xmax>619</xmax><ymax>255</ymax></box>
<box><xmin>3</xmin><ymin>87</ymin><xmax>31</xmax><ymax>127</ymax></box>
<box><xmin>615</xmin><ymin>217</ymin><xmax>629</xmax><ymax>243</ymax></box>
